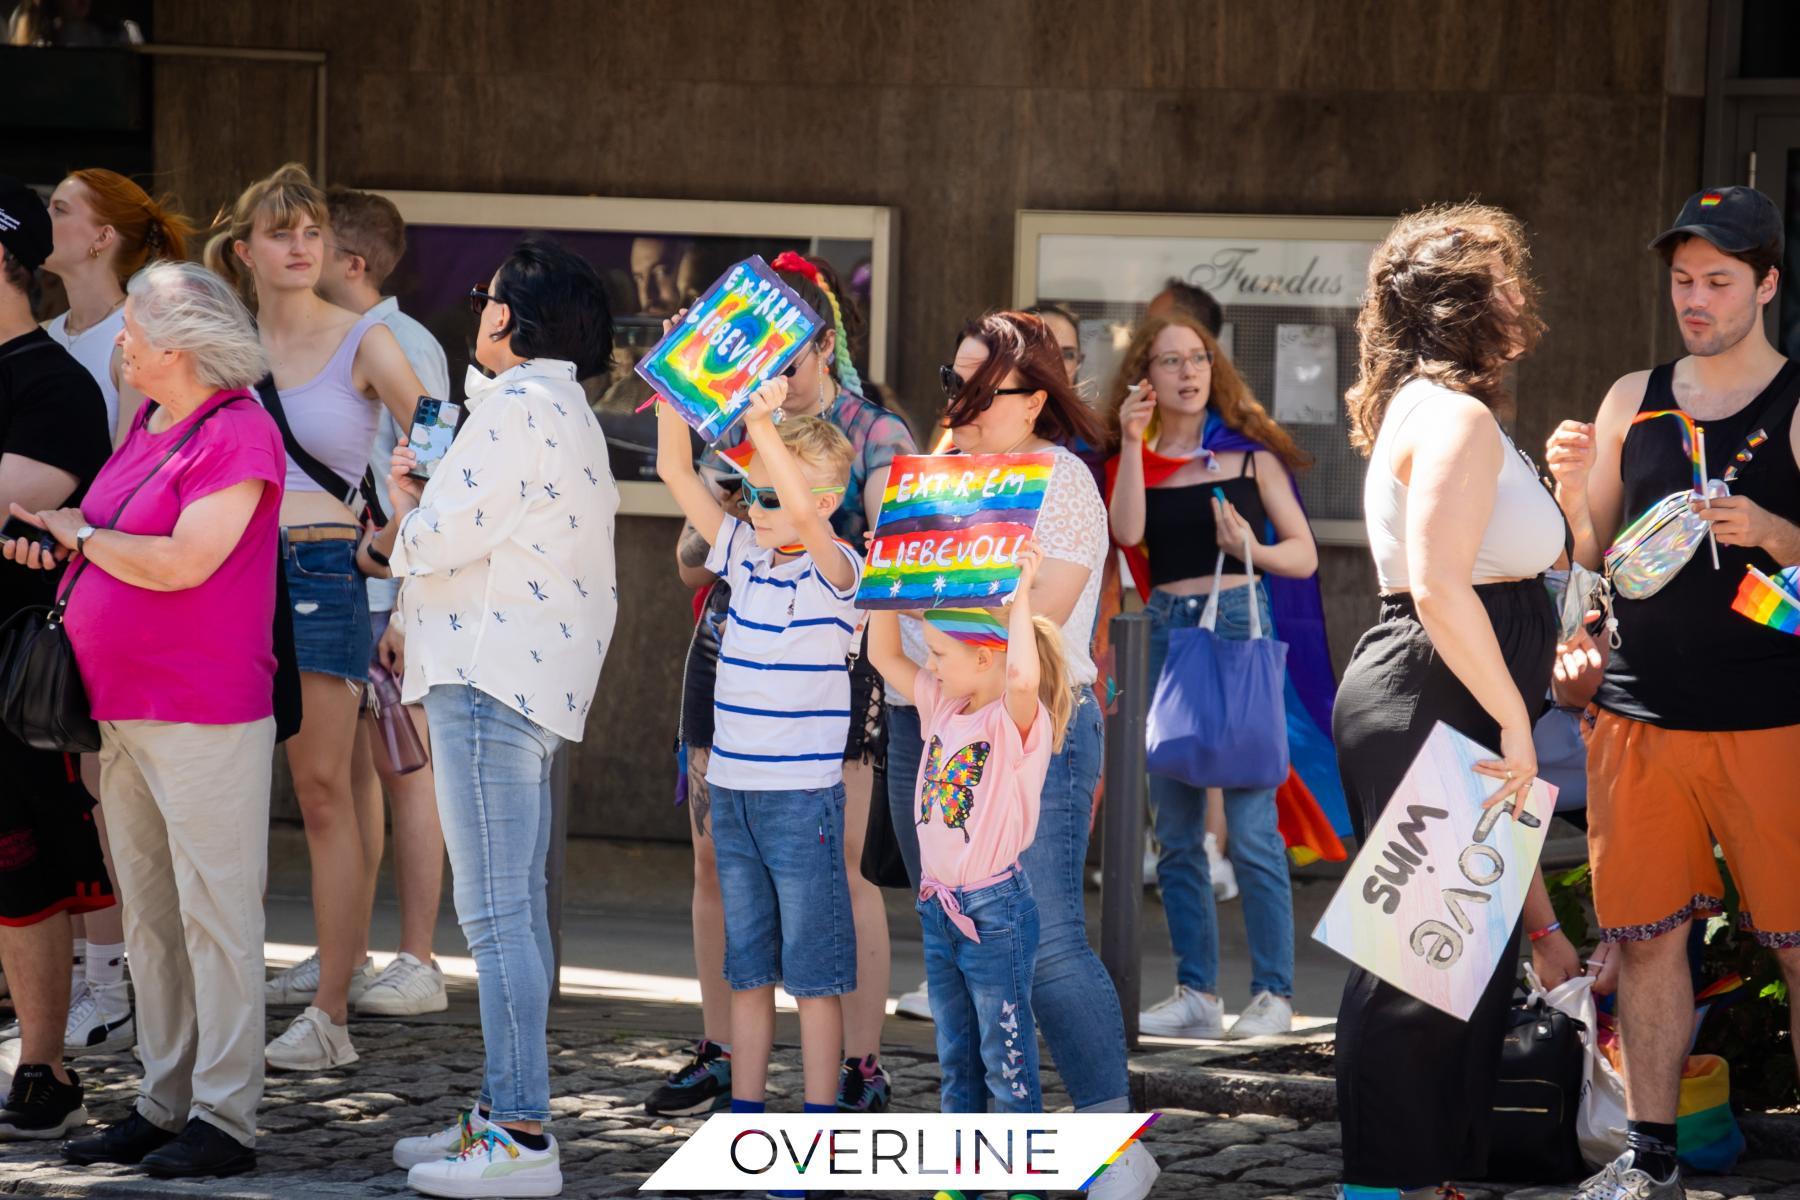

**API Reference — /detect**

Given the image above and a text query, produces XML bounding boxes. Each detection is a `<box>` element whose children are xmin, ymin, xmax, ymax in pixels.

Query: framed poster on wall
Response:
<box><xmin>1014</xmin><ymin>211</ymin><xmax>1392</xmax><ymax>544</ymax></box>
<box><xmin>379</xmin><ymin>191</ymin><xmax>898</xmax><ymax>514</ymax></box>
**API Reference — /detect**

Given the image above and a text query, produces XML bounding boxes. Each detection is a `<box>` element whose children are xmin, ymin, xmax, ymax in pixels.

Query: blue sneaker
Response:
<box><xmin>644</xmin><ymin>1039</ymin><xmax>732</xmax><ymax>1117</ymax></box>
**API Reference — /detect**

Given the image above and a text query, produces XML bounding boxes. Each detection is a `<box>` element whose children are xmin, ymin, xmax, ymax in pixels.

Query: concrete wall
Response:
<box><xmin>155</xmin><ymin>0</ymin><xmax>1707</xmax><ymax>840</ymax></box>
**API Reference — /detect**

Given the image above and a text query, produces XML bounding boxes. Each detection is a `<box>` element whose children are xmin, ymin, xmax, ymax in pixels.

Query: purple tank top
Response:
<box><xmin>272</xmin><ymin>310</ymin><xmax>382</xmax><ymax>495</ymax></box>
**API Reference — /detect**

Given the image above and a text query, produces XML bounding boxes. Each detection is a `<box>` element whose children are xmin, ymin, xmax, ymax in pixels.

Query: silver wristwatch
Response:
<box><xmin>75</xmin><ymin>525</ymin><xmax>96</xmax><ymax>556</ymax></box>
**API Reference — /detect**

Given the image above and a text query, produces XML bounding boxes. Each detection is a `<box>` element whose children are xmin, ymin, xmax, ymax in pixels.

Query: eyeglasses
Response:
<box><xmin>1059</xmin><ymin>346</ymin><xmax>1081</xmax><ymax>365</ymax></box>
<box><xmin>742</xmin><ymin>482</ymin><xmax>846</xmax><ymax>511</ymax></box>
<box><xmin>468</xmin><ymin>285</ymin><xmax>502</xmax><ymax>317</ymax></box>
<box><xmin>329</xmin><ymin>241</ymin><xmax>366</xmax><ymax>263</ymax></box>
<box><xmin>1150</xmin><ymin>350</ymin><xmax>1213</xmax><ymax>373</ymax></box>
<box><xmin>938</xmin><ymin>364</ymin><xmax>1037</xmax><ymax>402</ymax></box>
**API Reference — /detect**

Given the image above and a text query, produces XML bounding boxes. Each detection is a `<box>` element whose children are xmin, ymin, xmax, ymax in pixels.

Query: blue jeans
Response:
<box><xmin>710</xmin><ymin>783</ymin><xmax>856</xmax><ymax>997</ymax></box>
<box><xmin>283</xmin><ymin>528</ymin><xmax>371</xmax><ymax>683</ymax></box>
<box><xmin>918</xmin><ymin>872</ymin><xmax>1041</xmax><ymax>1113</ymax></box>
<box><xmin>885</xmin><ymin>703</ymin><xmax>924</xmax><ymax>888</ymax></box>
<box><xmin>423</xmin><ymin>685</ymin><xmax>560</xmax><ymax>1123</ymax></box>
<box><xmin>1016</xmin><ymin>688</ymin><xmax>1131</xmax><ymax>1110</ymax></box>
<box><xmin>1147</xmin><ymin>585</ymin><xmax>1295</xmax><ymax>998</ymax></box>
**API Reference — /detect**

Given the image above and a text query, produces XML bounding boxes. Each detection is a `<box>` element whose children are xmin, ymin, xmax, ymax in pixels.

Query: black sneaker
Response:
<box><xmin>62</xmin><ymin>1110</ymin><xmax>178</xmax><ymax>1165</ymax></box>
<box><xmin>836</xmin><ymin>1053</ymin><xmax>891</xmax><ymax>1113</ymax></box>
<box><xmin>139</xmin><ymin>1116</ymin><xmax>256</xmax><ymax>1179</ymax></box>
<box><xmin>0</xmin><ymin>1064</ymin><xmax>87</xmax><ymax>1141</ymax></box>
<box><xmin>643</xmin><ymin>1039</ymin><xmax>732</xmax><ymax>1116</ymax></box>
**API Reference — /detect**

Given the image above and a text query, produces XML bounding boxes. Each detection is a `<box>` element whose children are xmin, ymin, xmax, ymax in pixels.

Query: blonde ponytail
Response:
<box><xmin>1031</xmin><ymin>615</ymin><xmax>1074</xmax><ymax>753</ymax></box>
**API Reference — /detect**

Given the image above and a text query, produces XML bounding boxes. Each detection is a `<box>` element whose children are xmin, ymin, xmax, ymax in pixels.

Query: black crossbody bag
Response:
<box><xmin>253</xmin><ymin>373</ymin><xmax>389</xmax><ymax>527</ymax></box>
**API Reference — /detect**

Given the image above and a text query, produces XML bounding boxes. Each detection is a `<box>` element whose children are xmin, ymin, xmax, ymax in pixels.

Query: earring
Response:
<box><xmin>88</xmin><ymin>246</ymin><xmax>101</xmax><ymax>259</ymax></box>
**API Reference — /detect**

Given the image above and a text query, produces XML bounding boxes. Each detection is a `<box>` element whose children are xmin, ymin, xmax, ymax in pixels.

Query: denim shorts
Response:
<box><xmin>283</xmin><ymin>528</ymin><xmax>372</xmax><ymax>684</ymax></box>
<box><xmin>709</xmin><ymin>782</ymin><xmax>857</xmax><ymax>997</ymax></box>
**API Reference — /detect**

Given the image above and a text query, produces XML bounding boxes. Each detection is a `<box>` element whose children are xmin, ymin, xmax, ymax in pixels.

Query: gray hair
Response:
<box><xmin>126</xmin><ymin>261</ymin><xmax>268</xmax><ymax>391</ymax></box>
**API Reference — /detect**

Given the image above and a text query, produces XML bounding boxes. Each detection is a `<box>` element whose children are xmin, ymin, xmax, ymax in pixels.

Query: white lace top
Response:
<box><xmin>1036</xmin><ymin>445</ymin><xmax>1109</xmax><ymax>686</ymax></box>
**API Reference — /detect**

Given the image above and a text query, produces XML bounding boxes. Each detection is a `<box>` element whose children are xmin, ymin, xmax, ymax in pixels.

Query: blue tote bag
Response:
<box><xmin>1145</xmin><ymin>530</ymin><xmax>1290</xmax><ymax>790</ymax></box>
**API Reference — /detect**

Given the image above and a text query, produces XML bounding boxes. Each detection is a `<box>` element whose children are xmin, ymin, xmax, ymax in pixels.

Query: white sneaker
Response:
<box><xmin>265</xmin><ymin>952</ymin><xmax>378</xmax><ymax>1007</ymax></box>
<box><xmin>407</xmin><ymin>1125</ymin><xmax>562</xmax><ymax>1198</ymax></box>
<box><xmin>895</xmin><ymin>981</ymin><xmax>932</xmax><ymax>1022</ymax></box>
<box><xmin>1139</xmin><ymin>985</ymin><xmax>1226</xmax><ymax>1038</ymax></box>
<box><xmin>1141</xmin><ymin>842</ymin><xmax>1159</xmax><ymax>888</ymax></box>
<box><xmin>357</xmin><ymin>953</ymin><xmax>449</xmax><ymax>1017</ymax></box>
<box><xmin>1086</xmin><ymin>1140</ymin><xmax>1160</xmax><ymax>1200</ymax></box>
<box><xmin>1226</xmin><ymin>991</ymin><xmax>1294</xmax><ymax>1039</ymax></box>
<box><xmin>395</xmin><ymin>1107</ymin><xmax>489</xmax><ymax>1170</ymax></box>
<box><xmin>1206</xmin><ymin>831</ymin><xmax>1239</xmax><ymax>901</ymax></box>
<box><xmin>65</xmin><ymin>980</ymin><xmax>134</xmax><ymax>1055</ymax></box>
<box><xmin>265</xmin><ymin>1005</ymin><xmax>358</xmax><ymax>1071</ymax></box>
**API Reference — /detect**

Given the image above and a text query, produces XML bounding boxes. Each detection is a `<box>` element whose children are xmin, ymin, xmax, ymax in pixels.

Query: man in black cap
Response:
<box><xmin>1547</xmin><ymin>185</ymin><xmax>1800</xmax><ymax>1200</ymax></box>
<box><xmin>0</xmin><ymin>177</ymin><xmax>115</xmax><ymax>1141</ymax></box>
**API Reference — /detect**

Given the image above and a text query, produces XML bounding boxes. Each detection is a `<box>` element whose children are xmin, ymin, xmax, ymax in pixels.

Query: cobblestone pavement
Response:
<box><xmin>0</xmin><ymin>1009</ymin><xmax>1792</xmax><ymax>1199</ymax></box>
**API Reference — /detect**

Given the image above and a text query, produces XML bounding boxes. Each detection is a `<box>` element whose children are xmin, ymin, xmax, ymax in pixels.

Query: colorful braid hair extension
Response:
<box><xmin>923</xmin><ymin>607</ymin><xmax>1010</xmax><ymax>649</ymax></box>
<box><xmin>771</xmin><ymin>250</ymin><xmax>864</xmax><ymax>396</ymax></box>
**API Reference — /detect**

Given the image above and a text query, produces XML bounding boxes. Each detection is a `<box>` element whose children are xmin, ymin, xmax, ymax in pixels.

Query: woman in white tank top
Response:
<box><xmin>205</xmin><ymin>164</ymin><xmax>426</xmax><ymax>1074</ymax></box>
<box><xmin>1331</xmin><ymin>205</ymin><xmax>1580</xmax><ymax>1196</ymax></box>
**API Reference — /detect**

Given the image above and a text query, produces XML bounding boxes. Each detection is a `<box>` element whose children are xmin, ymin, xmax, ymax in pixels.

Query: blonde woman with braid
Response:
<box><xmin>644</xmin><ymin>252</ymin><xmax>917</xmax><ymax>1118</ymax></box>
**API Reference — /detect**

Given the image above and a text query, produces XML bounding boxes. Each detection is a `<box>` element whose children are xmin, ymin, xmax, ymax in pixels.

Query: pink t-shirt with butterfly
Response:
<box><xmin>910</xmin><ymin>670</ymin><xmax>1051</xmax><ymax>889</ymax></box>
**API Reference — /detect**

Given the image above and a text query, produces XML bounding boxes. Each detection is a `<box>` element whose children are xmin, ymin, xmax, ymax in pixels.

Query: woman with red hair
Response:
<box><xmin>42</xmin><ymin>168</ymin><xmax>192</xmax><ymax>443</ymax></box>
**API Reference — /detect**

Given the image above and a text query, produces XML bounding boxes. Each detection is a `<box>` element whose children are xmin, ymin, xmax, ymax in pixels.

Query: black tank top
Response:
<box><xmin>1598</xmin><ymin>358</ymin><xmax>1800</xmax><ymax>730</ymax></box>
<box><xmin>1142</xmin><ymin>453</ymin><xmax>1269</xmax><ymax>586</ymax></box>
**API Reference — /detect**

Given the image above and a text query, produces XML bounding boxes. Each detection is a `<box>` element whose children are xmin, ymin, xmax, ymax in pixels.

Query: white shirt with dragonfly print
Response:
<box><xmin>390</xmin><ymin>358</ymin><xmax>619</xmax><ymax>742</ymax></box>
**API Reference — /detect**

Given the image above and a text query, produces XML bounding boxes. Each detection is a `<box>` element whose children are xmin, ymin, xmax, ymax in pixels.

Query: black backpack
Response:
<box><xmin>1484</xmin><ymin>994</ymin><xmax>1587</xmax><ymax>1183</ymax></box>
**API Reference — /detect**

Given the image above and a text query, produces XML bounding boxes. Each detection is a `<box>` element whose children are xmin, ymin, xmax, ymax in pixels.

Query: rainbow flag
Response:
<box><xmin>858</xmin><ymin>453</ymin><xmax>1055</xmax><ymax>609</ymax></box>
<box><xmin>635</xmin><ymin>256</ymin><xmax>822</xmax><ymax>442</ymax></box>
<box><xmin>1731</xmin><ymin>565</ymin><xmax>1800</xmax><ymax>635</ymax></box>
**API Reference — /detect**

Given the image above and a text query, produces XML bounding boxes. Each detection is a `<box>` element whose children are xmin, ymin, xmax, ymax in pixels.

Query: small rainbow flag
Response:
<box><xmin>1730</xmin><ymin>565</ymin><xmax>1800</xmax><ymax>636</ymax></box>
<box><xmin>924</xmin><ymin>607</ymin><xmax>1009</xmax><ymax>649</ymax></box>
<box><xmin>714</xmin><ymin>439</ymin><xmax>756</xmax><ymax>478</ymax></box>
<box><xmin>858</xmin><ymin>453</ymin><xmax>1056</xmax><ymax>609</ymax></box>
<box><xmin>1699</xmin><ymin>191</ymin><xmax>1724</xmax><ymax>207</ymax></box>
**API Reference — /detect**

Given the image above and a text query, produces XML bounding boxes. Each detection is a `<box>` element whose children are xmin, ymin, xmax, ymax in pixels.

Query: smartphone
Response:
<box><xmin>0</xmin><ymin>515</ymin><xmax>58</xmax><ymax>554</ymax></box>
<box><xmin>406</xmin><ymin>396</ymin><xmax>464</xmax><ymax>481</ymax></box>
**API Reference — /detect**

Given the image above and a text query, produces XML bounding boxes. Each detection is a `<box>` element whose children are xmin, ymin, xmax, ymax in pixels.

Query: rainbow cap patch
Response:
<box><xmin>924</xmin><ymin>607</ymin><xmax>1009</xmax><ymax>649</ymax></box>
<box><xmin>1699</xmin><ymin>191</ymin><xmax>1724</xmax><ymax>207</ymax></box>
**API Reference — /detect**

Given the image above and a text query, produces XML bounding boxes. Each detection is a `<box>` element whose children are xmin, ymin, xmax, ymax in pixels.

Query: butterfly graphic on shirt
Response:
<box><xmin>917</xmin><ymin>735</ymin><xmax>992</xmax><ymax>844</ymax></box>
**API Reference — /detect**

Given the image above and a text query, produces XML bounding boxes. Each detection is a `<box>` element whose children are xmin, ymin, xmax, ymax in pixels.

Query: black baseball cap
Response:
<box><xmin>0</xmin><ymin>177</ymin><xmax>52</xmax><ymax>271</ymax></box>
<box><xmin>1649</xmin><ymin>185</ymin><xmax>1784</xmax><ymax>256</ymax></box>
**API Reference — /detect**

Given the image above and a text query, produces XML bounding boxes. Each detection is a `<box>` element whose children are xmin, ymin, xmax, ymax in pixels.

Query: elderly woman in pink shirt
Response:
<box><xmin>6</xmin><ymin>261</ymin><xmax>285</xmax><ymax>1181</ymax></box>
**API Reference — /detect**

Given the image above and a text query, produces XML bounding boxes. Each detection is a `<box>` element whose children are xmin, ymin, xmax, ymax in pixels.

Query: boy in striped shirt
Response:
<box><xmin>656</xmin><ymin>378</ymin><xmax>862</xmax><ymax>1120</ymax></box>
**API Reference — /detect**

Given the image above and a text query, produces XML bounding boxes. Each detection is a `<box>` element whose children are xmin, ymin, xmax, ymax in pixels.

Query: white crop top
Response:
<box><xmin>1365</xmin><ymin>378</ymin><xmax>1563</xmax><ymax>591</ymax></box>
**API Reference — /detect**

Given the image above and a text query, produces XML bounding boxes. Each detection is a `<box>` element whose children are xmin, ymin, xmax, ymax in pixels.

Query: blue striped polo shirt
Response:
<box><xmin>704</xmin><ymin>516</ymin><xmax>864</xmax><ymax>791</ymax></box>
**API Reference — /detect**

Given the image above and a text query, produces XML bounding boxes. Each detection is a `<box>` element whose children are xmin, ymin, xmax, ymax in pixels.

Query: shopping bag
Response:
<box><xmin>1528</xmin><ymin>969</ymin><xmax>1627</xmax><ymax>1168</ymax></box>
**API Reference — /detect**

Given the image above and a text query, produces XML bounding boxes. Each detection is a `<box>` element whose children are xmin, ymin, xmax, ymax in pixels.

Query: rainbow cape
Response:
<box><xmin>1105</xmin><ymin>412</ymin><xmax>1350</xmax><ymax>860</ymax></box>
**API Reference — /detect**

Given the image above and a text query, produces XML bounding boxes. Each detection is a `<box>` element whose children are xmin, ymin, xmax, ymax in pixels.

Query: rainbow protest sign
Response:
<box><xmin>1313</xmin><ymin>722</ymin><xmax>1554</xmax><ymax>1021</ymax></box>
<box><xmin>1731</xmin><ymin>565</ymin><xmax>1800</xmax><ymax>636</ymax></box>
<box><xmin>857</xmin><ymin>454</ymin><xmax>1055</xmax><ymax>610</ymax></box>
<box><xmin>635</xmin><ymin>256</ymin><xmax>823</xmax><ymax>442</ymax></box>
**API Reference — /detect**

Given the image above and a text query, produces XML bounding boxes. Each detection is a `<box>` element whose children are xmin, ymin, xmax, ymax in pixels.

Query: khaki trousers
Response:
<box><xmin>99</xmin><ymin>717</ymin><xmax>274</xmax><ymax>1148</ymax></box>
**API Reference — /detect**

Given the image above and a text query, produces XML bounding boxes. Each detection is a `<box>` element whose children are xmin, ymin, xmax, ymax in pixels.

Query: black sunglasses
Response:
<box><xmin>468</xmin><ymin>285</ymin><xmax>501</xmax><ymax>317</ymax></box>
<box><xmin>938</xmin><ymin>363</ymin><xmax>1036</xmax><ymax>402</ymax></box>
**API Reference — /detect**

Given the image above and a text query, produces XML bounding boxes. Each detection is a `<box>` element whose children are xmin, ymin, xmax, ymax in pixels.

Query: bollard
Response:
<box><xmin>547</xmin><ymin>744</ymin><xmax>570</xmax><ymax>1003</ymax></box>
<box><xmin>1100</xmin><ymin>611</ymin><xmax>1152</xmax><ymax>1048</ymax></box>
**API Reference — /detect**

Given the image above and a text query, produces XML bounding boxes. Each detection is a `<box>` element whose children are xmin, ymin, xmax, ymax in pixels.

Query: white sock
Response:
<box><xmin>85</xmin><ymin>942</ymin><xmax>126</xmax><ymax>989</ymax></box>
<box><xmin>70</xmin><ymin>938</ymin><xmax>87</xmax><ymax>991</ymax></box>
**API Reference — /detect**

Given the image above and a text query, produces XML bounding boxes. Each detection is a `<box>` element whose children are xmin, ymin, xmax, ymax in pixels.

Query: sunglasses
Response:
<box><xmin>742</xmin><ymin>482</ymin><xmax>846</xmax><ymax>511</ymax></box>
<box><xmin>468</xmin><ymin>285</ymin><xmax>502</xmax><ymax>317</ymax></box>
<box><xmin>938</xmin><ymin>364</ymin><xmax>1037</xmax><ymax>402</ymax></box>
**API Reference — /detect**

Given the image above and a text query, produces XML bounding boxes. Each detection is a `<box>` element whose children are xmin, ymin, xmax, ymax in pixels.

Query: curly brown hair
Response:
<box><xmin>1345</xmin><ymin>202</ymin><xmax>1543</xmax><ymax>455</ymax></box>
<box><xmin>1101</xmin><ymin>313</ymin><xmax>1310</xmax><ymax>472</ymax></box>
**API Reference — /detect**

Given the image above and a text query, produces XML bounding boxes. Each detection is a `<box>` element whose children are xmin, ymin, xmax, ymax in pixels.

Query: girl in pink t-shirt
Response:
<box><xmin>866</xmin><ymin>541</ymin><xmax>1071</xmax><ymax>1124</ymax></box>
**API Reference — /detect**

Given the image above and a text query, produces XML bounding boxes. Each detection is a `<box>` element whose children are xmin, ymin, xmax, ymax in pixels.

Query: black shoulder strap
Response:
<box><xmin>254</xmin><ymin>373</ymin><xmax>358</xmax><ymax>507</ymax></box>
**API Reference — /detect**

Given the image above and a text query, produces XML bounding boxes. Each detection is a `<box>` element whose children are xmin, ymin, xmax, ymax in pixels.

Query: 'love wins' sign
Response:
<box><xmin>635</xmin><ymin>256</ymin><xmax>823</xmax><ymax>442</ymax></box>
<box><xmin>856</xmin><ymin>454</ymin><xmax>1055</xmax><ymax>610</ymax></box>
<box><xmin>1312</xmin><ymin>722</ymin><xmax>1555</xmax><ymax>1021</ymax></box>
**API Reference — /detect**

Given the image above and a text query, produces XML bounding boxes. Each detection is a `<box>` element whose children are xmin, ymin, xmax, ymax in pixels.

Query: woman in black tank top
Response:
<box><xmin>1103</xmin><ymin>312</ymin><xmax>1318</xmax><ymax>1041</ymax></box>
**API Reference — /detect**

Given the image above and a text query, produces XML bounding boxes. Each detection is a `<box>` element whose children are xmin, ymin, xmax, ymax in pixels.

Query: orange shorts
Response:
<box><xmin>1585</xmin><ymin>709</ymin><xmax>1800</xmax><ymax>948</ymax></box>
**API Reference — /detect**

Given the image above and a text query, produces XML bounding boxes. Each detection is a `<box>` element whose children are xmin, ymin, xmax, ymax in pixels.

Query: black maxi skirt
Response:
<box><xmin>1330</xmin><ymin>580</ymin><xmax>1555</xmax><ymax>1188</ymax></box>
